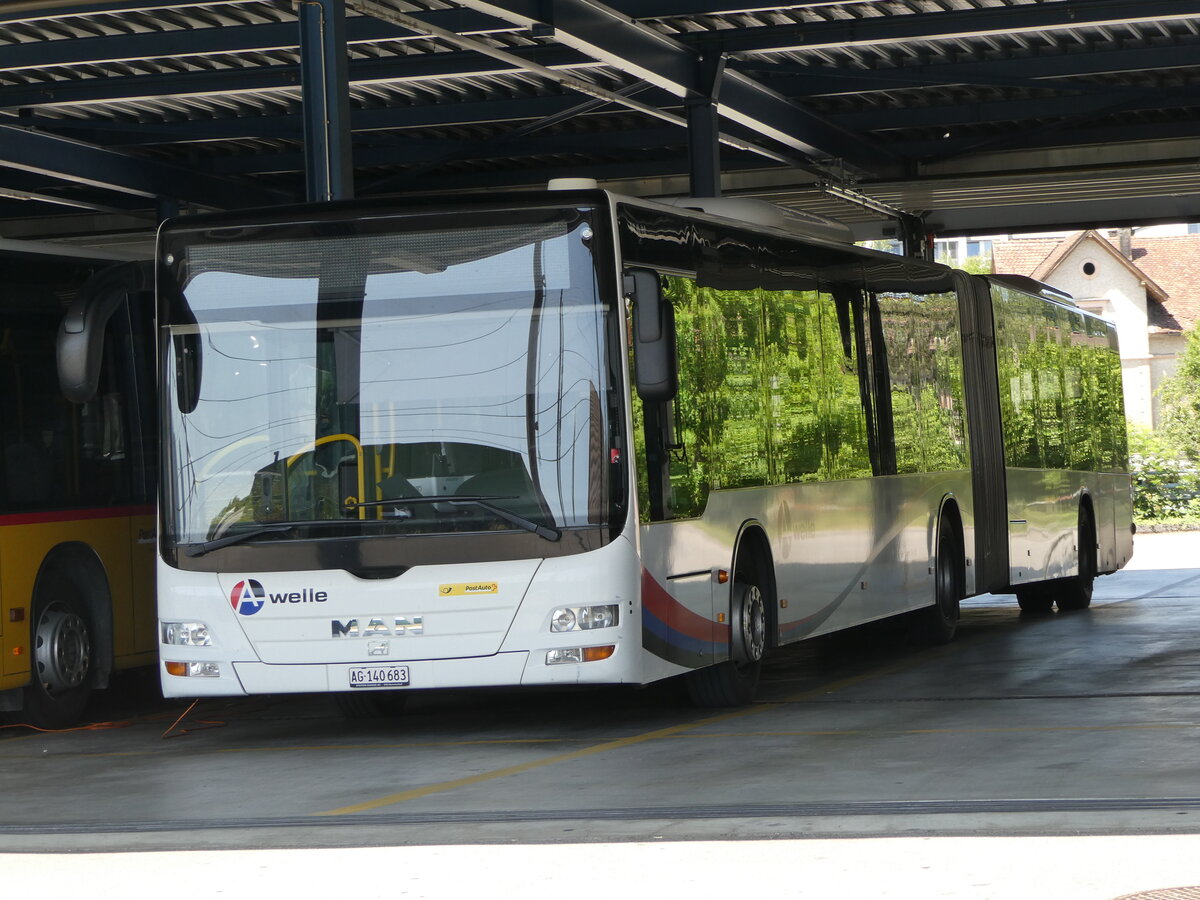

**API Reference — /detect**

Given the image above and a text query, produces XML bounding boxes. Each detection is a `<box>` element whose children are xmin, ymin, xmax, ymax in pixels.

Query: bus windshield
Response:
<box><xmin>160</xmin><ymin>208</ymin><xmax>609</xmax><ymax>550</ymax></box>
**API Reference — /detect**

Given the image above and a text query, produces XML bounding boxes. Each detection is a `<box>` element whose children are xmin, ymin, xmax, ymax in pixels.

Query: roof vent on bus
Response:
<box><xmin>548</xmin><ymin>178</ymin><xmax>600</xmax><ymax>191</ymax></box>
<box><xmin>663</xmin><ymin>197</ymin><xmax>854</xmax><ymax>244</ymax></box>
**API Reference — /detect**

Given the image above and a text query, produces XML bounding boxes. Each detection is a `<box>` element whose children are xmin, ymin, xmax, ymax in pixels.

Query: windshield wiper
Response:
<box><xmin>184</xmin><ymin>517</ymin><xmax>397</xmax><ymax>557</ymax></box>
<box><xmin>184</xmin><ymin>524</ymin><xmax>296</xmax><ymax>557</ymax></box>
<box><xmin>346</xmin><ymin>495</ymin><xmax>561</xmax><ymax>542</ymax></box>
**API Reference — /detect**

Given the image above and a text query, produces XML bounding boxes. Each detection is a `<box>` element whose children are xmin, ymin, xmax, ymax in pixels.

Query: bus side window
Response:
<box><xmin>76</xmin><ymin>330</ymin><xmax>133</xmax><ymax>506</ymax></box>
<box><xmin>0</xmin><ymin>313</ymin><xmax>61</xmax><ymax>509</ymax></box>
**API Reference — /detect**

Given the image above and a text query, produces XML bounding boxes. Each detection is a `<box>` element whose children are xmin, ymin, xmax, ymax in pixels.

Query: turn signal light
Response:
<box><xmin>164</xmin><ymin>661</ymin><xmax>221</xmax><ymax>677</ymax></box>
<box><xmin>546</xmin><ymin>644</ymin><xmax>617</xmax><ymax>665</ymax></box>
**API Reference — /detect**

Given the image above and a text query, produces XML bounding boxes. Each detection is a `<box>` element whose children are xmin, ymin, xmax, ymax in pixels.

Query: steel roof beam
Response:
<box><xmin>439</xmin><ymin>0</ymin><xmax>893</xmax><ymax>171</ymax></box>
<box><xmin>25</xmin><ymin>14</ymin><xmax>1188</xmax><ymax>119</ymax></box>
<box><xmin>0</xmin><ymin>45</ymin><xmax>593</xmax><ymax>110</ymax></box>
<box><xmin>10</xmin><ymin>92</ymin><xmax>643</xmax><ymax>144</ymax></box>
<box><xmin>345</xmin><ymin>0</ymin><xmax>813</xmax><ymax>172</ymax></box>
<box><xmin>756</xmin><ymin>41</ymin><xmax>1200</xmax><ymax>97</ymax></box>
<box><xmin>828</xmin><ymin>89</ymin><xmax>1200</xmax><ymax>133</ymax></box>
<box><xmin>0</xmin><ymin>123</ymin><xmax>291</xmax><ymax>207</ymax></box>
<box><xmin>0</xmin><ymin>167</ymin><xmax>151</xmax><ymax>214</ymax></box>
<box><xmin>0</xmin><ymin>0</ymin><xmax>800</xmax><ymax>25</ymax></box>
<box><xmin>0</xmin><ymin>10</ymin><xmax>513</xmax><ymax>71</ymax></box>
<box><xmin>688</xmin><ymin>0</ymin><xmax>1200</xmax><ymax>54</ymax></box>
<box><xmin>209</xmin><ymin>124</ymin><xmax>722</xmax><ymax>176</ymax></box>
<box><xmin>900</xmin><ymin>122</ymin><xmax>1200</xmax><ymax>163</ymax></box>
<box><xmin>0</xmin><ymin>1</ymin><xmax>250</xmax><ymax>24</ymax></box>
<box><xmin>361</xmin><ymin>154</ymin><xmax>763</xmax><ymax>194</ymax></box>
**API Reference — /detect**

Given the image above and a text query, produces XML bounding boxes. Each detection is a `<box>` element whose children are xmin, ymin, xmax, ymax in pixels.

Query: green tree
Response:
<box><xmin>1159</xmin><ymin>327</ymin><xmax>1200</xmax><ymax>458</ymax></box>
<box><xmin>960</xmin><ymin>254</ymin><xmax>992</xmax><ymax>275</ymax></box>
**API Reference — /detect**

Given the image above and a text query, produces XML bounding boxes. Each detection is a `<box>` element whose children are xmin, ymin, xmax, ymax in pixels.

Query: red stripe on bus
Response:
<box><xmin>641</xmin><ymin>568</ymin><xmax>730</xmax><ymax>642</ymax></box>
<box><xmin>0</xmin><ymin>505</ymin><xmax>155</xmax><ymax>526</ymax></box>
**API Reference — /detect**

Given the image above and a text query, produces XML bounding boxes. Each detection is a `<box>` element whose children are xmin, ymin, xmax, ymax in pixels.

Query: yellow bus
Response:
<box><xmin>0</xmin><ymin>251</ymin><xmax>155</xmax><ymax>728</ymax></box>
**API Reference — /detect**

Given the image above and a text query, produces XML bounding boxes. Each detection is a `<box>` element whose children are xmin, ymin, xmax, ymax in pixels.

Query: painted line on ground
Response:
<box><xmin>315</xmin><ymin>649</ymin><xmax>954</xmax><ymax>817</ymax></box>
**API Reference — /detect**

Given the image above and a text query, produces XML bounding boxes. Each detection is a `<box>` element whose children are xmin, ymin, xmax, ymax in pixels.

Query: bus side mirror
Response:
<box><xmin>57</xmin><ymin>262</ymin><xmax>152</xmax><ymax>404</ymax></box>
<box><xmin>626</xmin><ymin>268</ymin><xmax>678</xmax><ymax>402</ymax></box>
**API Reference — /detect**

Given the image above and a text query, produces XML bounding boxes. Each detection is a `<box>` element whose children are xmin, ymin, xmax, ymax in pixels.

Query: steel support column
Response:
<box><xmin>686</xmin><ymin>52</ymin><xmax>724</xmax><ymax>198</ymax></box>
<box><xmin>299</xmin><ymin>0</ymin><xmax>354</xmax><ymax>202</ymax></box>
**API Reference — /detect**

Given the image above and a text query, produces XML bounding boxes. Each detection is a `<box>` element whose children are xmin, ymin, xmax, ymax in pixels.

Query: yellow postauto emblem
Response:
<box><xmin>439</xmin><ymin>582</ymin><xmax>499</xmax><ymax>596</ymax></box>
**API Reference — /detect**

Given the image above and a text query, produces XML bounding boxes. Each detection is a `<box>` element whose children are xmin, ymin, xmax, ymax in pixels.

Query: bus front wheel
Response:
<box><xmin>685</xmin><ymin>578</ymin><xmax>766</xmax><ymax>707</ymax></box>
<box><xmin>25</xmin><ymin>573</ymin><xmax>94</xmax><ymax>729</ymax></box>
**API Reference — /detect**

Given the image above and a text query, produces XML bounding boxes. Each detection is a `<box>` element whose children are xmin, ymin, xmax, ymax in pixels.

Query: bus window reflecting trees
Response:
<box><xmin>636</xmin><ymin>263</ymin><xmax>969</xmax><ymax>522</ymax></box>
<box><xmin>991</xmin><ymin>283</ymin><xmax>1126</xmax><ymax>474</ymax></box>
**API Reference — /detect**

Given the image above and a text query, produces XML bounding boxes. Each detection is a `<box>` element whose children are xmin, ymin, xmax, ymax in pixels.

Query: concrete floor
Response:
<box><xmin>2</xmin><ymin>532</ymin><xmax>1200</xmax><ymax>897</ymax></box>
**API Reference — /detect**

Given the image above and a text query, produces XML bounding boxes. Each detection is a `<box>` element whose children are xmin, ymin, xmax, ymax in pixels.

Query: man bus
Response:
<box><xmin>94</xmin><ymin>187</ymin><xmax>1129</xmax><ymax>714</ymax></box>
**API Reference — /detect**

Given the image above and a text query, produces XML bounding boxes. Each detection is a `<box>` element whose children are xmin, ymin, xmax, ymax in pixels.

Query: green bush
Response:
<box><xmin>1128</xmin><ymin>423</ymin><xmax>1200</xmax><ymax>521</ymax></box>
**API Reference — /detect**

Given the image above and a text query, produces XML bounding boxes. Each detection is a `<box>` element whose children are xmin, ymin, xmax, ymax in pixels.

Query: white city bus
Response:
<box><xmin>137</xmin><ymin>188</ymin><xmax>1131</xmax><ymax>713</ymax></box>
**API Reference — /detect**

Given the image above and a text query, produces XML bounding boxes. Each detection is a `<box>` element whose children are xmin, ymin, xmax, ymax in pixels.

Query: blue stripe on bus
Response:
<box><xmin>642</xmin><ymin>607</ymin><xmax>729</xmax><ymax>668</ymax></box>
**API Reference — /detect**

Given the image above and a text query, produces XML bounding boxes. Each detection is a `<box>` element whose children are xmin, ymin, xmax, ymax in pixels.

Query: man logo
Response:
<box><xmin>230</xmin><ymin>579</ymin><xmax>266</xmax><ymax>616</ymax></box>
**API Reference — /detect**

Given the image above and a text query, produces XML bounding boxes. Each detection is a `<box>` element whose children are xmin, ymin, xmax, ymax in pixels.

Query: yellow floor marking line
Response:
<box><xmin>0</xmin><ymin>738</ymin><xmax>582</xmax><ymax>762</ymax></box>
<box><xmin>315</xmin><ymin>706</ymin><xmax>758</xmax><ymax>816</ymax></box>
<box><xmin>316</xmin><ymin>655</ymin><xmax>931</xmax><ymax>817</ymax></box>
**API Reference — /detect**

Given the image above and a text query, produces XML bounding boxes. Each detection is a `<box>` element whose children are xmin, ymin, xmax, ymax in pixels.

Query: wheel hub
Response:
<box><xmin>734</xmin><ymin>583</ymin><xmax>766</xmax><ymax>666</ymax></box>
<box><xmin>35</xmin><ymin>604</ymin><xmax>91</xmax><ymax>693</ymax></box>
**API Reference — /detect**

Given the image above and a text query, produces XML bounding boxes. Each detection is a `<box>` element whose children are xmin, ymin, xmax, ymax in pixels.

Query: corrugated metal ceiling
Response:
<box><xmin>3</xmin><ymin>0</ymin><xmax>1200</xmax><ymax>244</ymax></box>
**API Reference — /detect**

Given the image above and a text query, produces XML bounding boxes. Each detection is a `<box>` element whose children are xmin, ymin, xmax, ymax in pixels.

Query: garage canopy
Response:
<box><xmin>3</xmin><ymin>0</ymin><xmax>1200</xmax><ymax>245</ymax></box>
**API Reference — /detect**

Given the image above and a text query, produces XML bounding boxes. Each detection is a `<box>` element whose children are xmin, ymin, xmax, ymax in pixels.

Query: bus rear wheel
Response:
<box><xmin>685</xmin><ymin>578</ymin><xmax>766</xmax><ymax>708</ymax></box>
<box><xmin>1057</xmin><ymin>509</ymin><xmax>1096</xmax><ymax>612</ymax></box>
<box><xmin>25</xmin><ymin>574</ymin><xmax>94</xmax><ymax>729</ymax></box>
<box><xmin>910</xmin><ymin>520</ymin><xmax>963</xmax><ymax>645</ymax></box>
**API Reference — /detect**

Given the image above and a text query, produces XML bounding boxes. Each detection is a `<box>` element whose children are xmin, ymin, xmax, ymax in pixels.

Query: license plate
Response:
<box><xmin>348</xmin><ymin>665</ymin><xmax>410</xmax><ymax>688</ymax></box>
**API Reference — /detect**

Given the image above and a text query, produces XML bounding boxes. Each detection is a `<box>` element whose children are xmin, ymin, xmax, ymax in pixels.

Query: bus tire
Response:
<box><xmin>333</xmin><ymin>691</ymin><xmax>409</xmax><ymax>719</ymax></box>
<box><xmin>685</xmin><ymin>578</ymin><xmax>766</xmax><ymax>707</ymax></box>
<box><xmin>1057</xmin><ymin>507</ymin><xmax>1096</xmax><ymax>612</ymax></box>
<box><xmin>25</xmin><ymin>571</ymin><xmax>94</xmax><ymax>729</ymax></box>
<box><xmin>1016</xmin><ymin>583</ymin><xmax>1054</xmax><ymax>614</ymax></box>
<box><xmin>910</xmin><ymin>516</ymin><xmax>963</xmax><ymax>645</ymax></box>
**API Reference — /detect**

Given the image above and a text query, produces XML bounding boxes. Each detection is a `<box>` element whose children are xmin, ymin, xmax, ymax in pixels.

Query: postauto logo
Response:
<box><xmin>230</xmin><ymin>579</ymin><xmax>266</xmax><ymax>616</ymax></box>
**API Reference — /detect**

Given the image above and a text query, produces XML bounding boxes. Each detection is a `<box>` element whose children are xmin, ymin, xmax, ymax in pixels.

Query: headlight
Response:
<box><xmin>161</xmin><ymin>621</ymin><xmax>212</xmax><ymax>646</ymax></box>
<box><xmin>549</xmin><ymin>604</ymin><xmax>618</xmax><ymax>632</ymax></box>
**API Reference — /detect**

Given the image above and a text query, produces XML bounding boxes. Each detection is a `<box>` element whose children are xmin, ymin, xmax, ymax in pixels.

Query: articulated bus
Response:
<box><xmin>129</xmin><ymin>188</ymin><xmax>1130</xmax><ymax>712</ymax></box>
<box><xmin>0</xmin><ymin>250</ymin><xmax>155</xmax><ymax>727</ymax></box>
